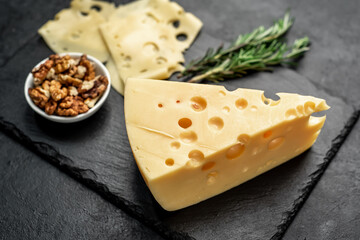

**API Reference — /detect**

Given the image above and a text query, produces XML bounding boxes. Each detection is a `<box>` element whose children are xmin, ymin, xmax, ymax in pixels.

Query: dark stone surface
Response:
<box><xmin>0</xmin><ymin>133</ymin><xmax>164</xmax><ymax>240</ymax></box>
<box><xmin>284</xmin><ymin>113</ymin><xmax>360</xmax><ymax>240</ymax></box>
<box><xmin>1</xmin><ymin>0</ymin><xmax>360</xmax><ymax>239</ymax></box>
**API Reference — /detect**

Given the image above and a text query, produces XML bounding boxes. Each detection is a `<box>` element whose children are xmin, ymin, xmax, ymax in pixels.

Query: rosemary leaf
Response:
<box><xmin>180</xmin><ymin>12</ymin><xmax>310</xmax><ymax>83</ymax></box>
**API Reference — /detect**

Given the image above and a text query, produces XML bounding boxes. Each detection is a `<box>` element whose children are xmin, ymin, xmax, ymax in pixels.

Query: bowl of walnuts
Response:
<box><xmin>24</xmin><ymin>52</ymin><xmax>111</xmax><ymax>123</ymax></box>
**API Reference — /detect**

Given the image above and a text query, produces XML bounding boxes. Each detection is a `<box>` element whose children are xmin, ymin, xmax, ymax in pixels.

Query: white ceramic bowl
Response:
<box><xmin>24</xmin><ymin>52</ymin><xmax>111</xmax><ymax>123</ymax></box>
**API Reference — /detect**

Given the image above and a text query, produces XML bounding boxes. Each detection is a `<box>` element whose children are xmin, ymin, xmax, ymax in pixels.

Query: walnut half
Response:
<box><xmin>78</xmin><ymin>75</ymin><xmax>108</xmax><ymax>99</ymax></box>
<box><xmin>56</xmin><ymin>96</ymin><xmax>89</xmax><ymax>116</ymax></box>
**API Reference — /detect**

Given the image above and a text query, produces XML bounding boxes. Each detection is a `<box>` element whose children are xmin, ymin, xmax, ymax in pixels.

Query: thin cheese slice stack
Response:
<box><xmin>100</xmin><ymin>0</ymin><xmax>202</xmax><ymax>84</ymax></box>
<box><xmin>124</xmin><ymin>78</ymin><xmax>330</xmax><ymax>211</ymax></box>
<box><xmin>38</xmin><ymin>6</ymin><xmax>112</xmax><ymax>62</ymax></box>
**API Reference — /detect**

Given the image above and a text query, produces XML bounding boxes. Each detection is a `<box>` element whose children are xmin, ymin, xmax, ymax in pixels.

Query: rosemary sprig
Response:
<box><xmin>180</xmin><ymin>12</ymin><xmax>310</xmax><ymax>83</ymax></box>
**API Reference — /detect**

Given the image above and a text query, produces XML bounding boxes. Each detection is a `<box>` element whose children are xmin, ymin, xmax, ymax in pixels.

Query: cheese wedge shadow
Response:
<box><xmin>124</xmin><ymin>78</ymin><xmax>330</xmax><ymax>211</ymax></box>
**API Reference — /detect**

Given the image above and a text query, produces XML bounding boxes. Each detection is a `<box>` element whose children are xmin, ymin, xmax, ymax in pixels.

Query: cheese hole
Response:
<box><xmin>226</xmin><ymin>143</ymin><xmax>245</xmax><ymax>159</ymax></box>
<box><xmin>156</xmin><ymin>56</ymin><xmax>167</xmax><ymax>64</ymax></box>
<box><xmin>188</xmin><ymin>150</ymin><xmax>204</xmax><ymax>162</ymax></box>
<box><xmin>268</xmin><ymin>137</ymin><xmax>285</xmax><ymax>150</ymax></box>
<box><xmin>91</xmin><ymin>5</ymin><xmax>102</xmax><ymax>11</ymax></box>
<box><xmin>208</xmin><ymin>117</ymin><xmax>224</xmax><ymax>130</ymax></box>
<box><xmin>170</xmin><ymin>141</ymin><xmax>180</xmax><ymax>150</ymax></box>
<box><xmin>263</xmin><ymin>130</ymin><xmax>272</xmax><ymax>138</ymax></box>
<box><xmin>124</xmin><ymin>56</ymin><xmax>131</xmax><ymax>61</ymax></box>
<box><xmin>237</xmin><ymin>134</ymin><xmax>250</xmax><ymax>144</ymax></box>
<box><xmin>304</xmin><ymin>101</ymin><xmax>316</xmax><ymax>115</ymax></box>
<box><xmin>235</xmin><ymin>98</ymin><xmax>248</xmax><ymax>110</ymax></box>
<box><xmin>285</xmin><ymin>108</ymin><xmax>297</xmax><ymax>120</ymax></box>
<box><xmin>143</xmin><ymin>42</ymin><xmax>159</xmax><ymax>54</ymax></box>
<box><xmin>222</xmin><ymin>106</ymin><xmax>230</xmax><ymax>113</ymax></box>
<box><xmin>170</xmin><ymin>19</ymin><xmax>180</xmax><ymax>28</ymax></box>
<box><xmin>80</xmin><ymin>11</ymin><xmax>88</xmax><ymax>16</ymax></box>
<box><xmin>158</xmin><ymin>103</ymin><xmax>163</xmax><ymax>108</ymax></box>
<box><xmin>116</xmin><ymin>43</ymin><xmax>121</xmax><ymax>48</ymax></box>
<box><xmin>165</xmin><ymin>158</ymin><xmax>174</xmax><ymax>166</ymax></box>
<box><xmin>297</xmin><ymin>105</ymin><xmax>305</xmax><ymax>116</ymax></box>
<box><xmin>140</xmin><ymin>69</ymin><xmax>148</xmax><ymax>73</ymax></box>
<box><xmin>190</xmin><ymin>96</ymin><xmax>207</xmax><ymax>112</ymax></box>
<box><xmin>178</xmin><ymin>118</ymin><xmax>192</xmax><ymax>129</ymax></box>
<box><xmin>114</xmin><ymin>35</ymin><xmax>119</xmax><ymax>39</ymax></box>
<box><xmin>207</xmin><ymin>171</ymin><xmax>218</xmax><ymax>185</ymax></box>
<box><xmin>202</xmin><ymin>162</ymin><xmax>215</xmax><ymax>171</ymax></box>
<box><xmin>180</xmin><ymin>131</ymin><xmax>197</xmax><ymax>143</ymax></box>
<box><xmin>251</xmin><ymin>106</ymin><xmax>258</xmax><ymax>111</ymax></box>
<box><xmin>219</xmin><ymin>90</ymin><xmax>226</xmax><ymax>96</ymax></box>
<box><xmin>187</xmin><ymin>150</ymin><xmax>205</xmax><ymax>167</ymax></box>
<box><xmin>262</xmin><ymin>93</ymin><xmax>280</xmax><ymax>106</ymax></box>
<box><xmin>178</xmin><ymin>10</ymin><xmax>184</xmax><ymax>15</ymax></box>
<box><xmin>176</xmin><ymin>33</ymin><xmax>188</xmax><ymax>41</ymax></box>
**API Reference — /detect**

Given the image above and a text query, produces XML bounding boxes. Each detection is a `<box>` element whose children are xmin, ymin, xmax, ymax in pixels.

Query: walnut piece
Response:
<box><xmin>74</xmin><ymin>65</ymin><xmax>87</xmax><ymax>79</ymax></box>
<box><xmin>54</xmin><ymin>55</ymin><xmax>72</xmax><ymax>73</ymax></box>
<box><xmin>57</xmin><ymin>96</ymin><xmax>89</xmax><ymax>116</ymax></box>
<box><xmin>49</xmin><ymin>80</ymin><xmax>68</xmax><ymax>101</ymax></box>
<box><xmin>59</xmin><ymin>74</ymin><xmax>83</xmax><ymax>87</ymax></box>
<box><xmin>79</xmin><ymin>75</ymin><xmax>108</xmax><ymax>99</ymax></box>
<box><xmin>45</xmin><ymin>99</ymin><xmax>57</xmax><ymax>115</ymax></box>
<box><xmin>32</xmin><ymin>59</ymin><xmax>54</xmax><ymax>85</ymax></box>
<box><xmin>79</xmin><ymin>54</ymin><xmax>95</xmax><ymax>80</ymax></box>
<box><xmin>28</xmin><ymin>87</ymin><xmax>49</xmax><ymax>109</ymax></box>
<box><xmin>68</xmin><ymin>86</ymin><xmax>78</xmax><ymax>96</ymax></box>
<box><xmin>84</xmin><ymin>96</ymin><xmax>100</xmax><ymax>108</ymax></box>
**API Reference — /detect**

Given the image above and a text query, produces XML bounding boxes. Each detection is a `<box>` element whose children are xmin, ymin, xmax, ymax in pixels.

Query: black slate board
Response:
<box><xmin>284</xmin><ymin>112</ymin><xmax>360</xmax><ymax>240</ymax></box>
<box><xmin>0</xmin><ymin>133</ymin><xmax>164</xmax><ymax>240</ymax></box>
<box><xmin>1</xmin><ymin>0</ymin><xmax>360</xmax><ymax>239</ymax></box>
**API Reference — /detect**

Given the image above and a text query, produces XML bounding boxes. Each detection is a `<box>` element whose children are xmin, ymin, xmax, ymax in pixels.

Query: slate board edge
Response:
<box><xmin>0</xmin><ymin>117</ymin><xmax>194</xmax><ymax>240</ymax></box>
<box><xmin>270</xmin><ymin>107</ymin><xmax>360</xmax><ymax>240</ymax></box>
<box><xmin>1</xmin><ymin>106</ymin><xmax>359</xmax><ymax>240</ymax></box>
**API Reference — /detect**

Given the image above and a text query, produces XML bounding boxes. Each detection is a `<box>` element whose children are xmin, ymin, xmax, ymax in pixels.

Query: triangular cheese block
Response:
<box><xmin>124</xmin><ymin>78</ymin><xmax>330</xmax><ymax>211</ymax></box>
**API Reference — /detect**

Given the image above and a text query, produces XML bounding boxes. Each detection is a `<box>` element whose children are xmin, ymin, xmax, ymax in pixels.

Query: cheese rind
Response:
<box><xmin>125</xmin><ymin>79</ymin><xmax>329</xmax><ymax>211</ymax></box>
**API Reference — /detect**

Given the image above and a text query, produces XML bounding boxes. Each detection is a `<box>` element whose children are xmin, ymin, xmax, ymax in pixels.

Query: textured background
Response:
<box><xmin>1</xmin><ymin>0</ymin><xmax>359</xmax><ymax>239</ymax></box>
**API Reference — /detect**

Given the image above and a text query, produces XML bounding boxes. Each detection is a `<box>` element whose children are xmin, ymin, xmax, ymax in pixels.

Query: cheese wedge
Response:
<box><xmin>38</xmin><ymin>8</ymin><xmax>109</xmax><ymax>62</ymax></box>
<box><xmin>124</xmin><ymin>78</ymin><xmax>330</xmax><ymax>211</ymax></box>
<box><xmin>100</xmin><ymin>0</ymin><xmax>202</xmax><ymax>84</ymax></box>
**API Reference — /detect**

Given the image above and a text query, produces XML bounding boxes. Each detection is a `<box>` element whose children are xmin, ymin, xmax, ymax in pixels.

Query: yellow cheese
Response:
<box><xmin>38</xmin><ymin>8</ymin><xmax>109</xmax><ymax>62</ymax></box>
<box><xmin>70</xmin><ymin>0</ymin><xmax>115</xmax><ymax>20</ymax></box>
<box><xmin>124</xmin><ymin>78</ymin><xmax>330</xmax><ymax>211</ymax></box>
<box><xmin>100</xmin><ymin>0</ymin><xmax>202</xmax><ymax>84</ymax></box>
<box><xmin>106</xmin><ymin>57</ymin><xmax>124</xmax><ymax>95</ymax></box>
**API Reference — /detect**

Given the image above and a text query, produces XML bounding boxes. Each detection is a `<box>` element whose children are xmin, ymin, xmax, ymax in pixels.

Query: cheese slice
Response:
<box><xmin>106</xmin><ymin>57</ymin><xmax>124</xmax><ymax>95</ymax></box>
<box><xmin>124</xmin><ymin>78</ymin><xmax>330</xmax><ymax>211</ymax></box>
<box><xmin>100</xmin><ymin>0</ymin><xmax>202</xmax><ymax>84</ymax></box>
<box><xmin>70</xmin><ymin>0</ymin><xmax>115</xmax><ymax>20</ymax></box>
<box><xmin>38</xmin><ymin>8</ymin><xmax>109</xmax><ymax>62</ymax></box>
